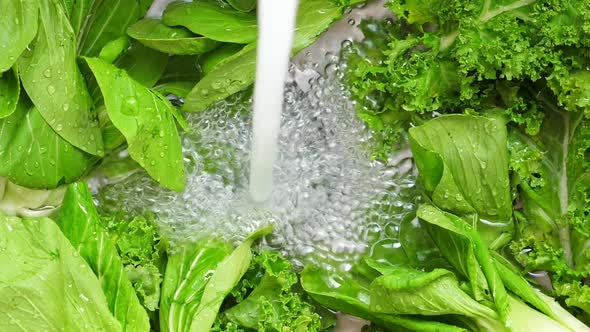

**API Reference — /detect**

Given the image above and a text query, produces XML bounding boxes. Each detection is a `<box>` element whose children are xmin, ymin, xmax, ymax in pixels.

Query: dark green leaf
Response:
<box><xmin>127</xmin><ymin>19</ymin><xmax>219</xmax><ymax>55</ymax></box>
<box><xmin>0</xmin><ymin>67</ymin><xmax>20</xmax><ymax>118</ymax></box>
<box><xmin>85</xmin><ymin>57</ymin><xmax>186</xmax><ymax>191</ymax></box>
<box><xmin>162</xmin><ymin>1</ymin><xmax>257</xmax><ymax>44</ymax></box>
<box><xmin>0</xmin><ymin>0</ymin><xmax>38</xmax><ymax>72</ymax></box>
<box><xmin>115</xmin><ymin>41</ymin><xmax>169</xmax><ymax>88</ymax></box>
<box><xmin>18</xmin><ymin>0</ymin><xmax>104</xmax><ymax>156</ymax></box>
<box><xmin>156</xmin><ymin>56</ymin><xmax>201</xmax><ymax>94</ymax></box>
<box><xmin>0</xmin><ymin>98</ymin><xmax>96</xmax><ymax>189</ymax></box>
<box><xmin>56</xmin><ymin>182</ymin><xmax>150</xmax><ymax>332</ymax></box>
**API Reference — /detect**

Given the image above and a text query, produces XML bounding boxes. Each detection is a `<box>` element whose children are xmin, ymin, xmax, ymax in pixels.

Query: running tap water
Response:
<box><xmin>249</xmin><ymin>0</ymin><xmax>299</xmax><ymax>203</ymax></box>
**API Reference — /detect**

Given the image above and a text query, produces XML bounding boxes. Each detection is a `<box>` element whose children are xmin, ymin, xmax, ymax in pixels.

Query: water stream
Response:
<box><xmin>249</xmin><ymin>0</ymin><xmax>299</xmax><ymax>203</ymax></box>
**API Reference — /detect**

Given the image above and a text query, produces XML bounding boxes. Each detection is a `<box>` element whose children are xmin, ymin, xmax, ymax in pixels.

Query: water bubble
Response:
<box><xmin>348</xmin><ymin>19</ymin><xmax>356</xmax><ymax>25</ymax></box>
<box><xmin>43</xmin><ymin>69</ymin><xmax>51</xmax><ymax>78</ymax></box>
<box><xmin>97</xmin><ymin>66</ymin><xmax>416</xmax><ymax>269</ymax></box>
<box><xmin>47</xmin><ymin>85</ymin><xmax>56</xmax><ymax>95</ymax></box>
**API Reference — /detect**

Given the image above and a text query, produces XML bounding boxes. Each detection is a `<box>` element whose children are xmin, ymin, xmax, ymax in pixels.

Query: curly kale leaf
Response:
<box><xmin>214</xmin><ymin>251</ymin><xmax>323</xmax><ymax>332</ymax></box>
<box><xmin>100</xmin><ymin>214</ymin><xmax>167</xmax><ymax>312</ymax></box>
<box><xmin>509</xmin><ymin>102</ymin><xmax>590</xmax><ymax>318</ymax></box>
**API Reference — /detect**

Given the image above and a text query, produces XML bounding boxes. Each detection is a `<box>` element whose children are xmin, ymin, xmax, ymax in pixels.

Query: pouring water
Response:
<box><xmin>249</xmin><ymin>0</ymin><xmax>299</xmax><ymax>203</ymax></box>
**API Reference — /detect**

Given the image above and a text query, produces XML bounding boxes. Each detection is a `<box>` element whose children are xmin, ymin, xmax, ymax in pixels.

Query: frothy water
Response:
<box><xmin>97</xmin><ymin>64</ymin><xmax>415</xmax><ymax>269</ymax></box>
<box><xmin>249</xmin><ymin>0</ymin><xmax>299</xmax><ymax>203</ymax></box>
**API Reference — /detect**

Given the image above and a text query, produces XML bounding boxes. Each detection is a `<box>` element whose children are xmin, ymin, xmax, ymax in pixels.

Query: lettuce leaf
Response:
<box><xmin>160</xmin><ymin>226</ymin><xmax>272</xmax><ymax>332</ymax></box>
<box><xmin>0</xmin><ymin>214</ymin><xmax>122</xmax><ymax>331</ymax></box>
<box><xmin>56</xmin><ymin>182</ymin><xmax>150</xmax><ymax>331</ymax></box>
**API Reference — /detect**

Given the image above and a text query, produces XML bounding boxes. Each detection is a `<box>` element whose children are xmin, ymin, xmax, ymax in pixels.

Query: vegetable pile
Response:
<box><xmin>0</xmin><ymin>0</ymin><xmax>589</xmax><ymax>331</ymax></box>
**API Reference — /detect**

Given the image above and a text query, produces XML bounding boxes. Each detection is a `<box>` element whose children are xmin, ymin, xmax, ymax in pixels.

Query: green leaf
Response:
<box><xmin>0</xmin><ymin>67</ymin><xmax>20</xmax><ymax>118</ymax></box>
<box><xmin>0</xmin><ymin>98</ymin><xmax>96</xmax><ymax>189</ymax></box>
<box><xmin>409</xmin><ymin>114</ymin><xmax>513</xmax><ymax>243</ymax></box>
<box><xmin>220</xmin><ymin>251</ymin><xmax>321</xmax><ymax>331</ymax></box>
<box><xmin>417</xmin><ymin>204</ymin><xmax>510</xmax><ymax>324</ymax></box>
<box><xmin>99</xmin><ymin>36</ymin><xmax>131</xmax><ymax>64</ymax></box>
<box><xmin>199</xmin><ymin>43</ymin><xmax>243</xmax><ymax>75</ymax></box>
<box><xmin>85</xmin><ymin>57</ymin><xmax>186</xmax><ymax>191</ymax></box>
<box><xmin>369</xmin><ymin>266</ymin><xmax>501</xmax><ymax>329</ymax></box>
<box><xmin>506</xmin><ymin>294</ymin><xmax>579</xmax><ymax>332</ymax></box>
<box><xmin>182</xmin><ymin>0</ymin><xmax>344</xmax><ymax>112</ymax></box>
<box><xmin>291</xmin><ymin>0</ymin><xmax>342</xmax><ymax>52</ymax></box>
<box><xmin>74</xmin><ymin>0</ymin><xmax>145</xmax><ymax>56</ymax></box>
<box><xmin>56</xmin><ymin>182</ymin><xmax>150</xmax><ymax>331</ymax></box>
<box><xmin>0</xmin><ymin>215</ymin><xmax>122</xmax><ymax>331</ymax></box>
<box><xmin>160</xmin><ymin>238</ymin><xmax>233</xmax><ymax>332</ymax></box>
<box><xmin>0</xmin><ymin>0</ymin><xmax>38</xmax><ymax>72</ymax></box>
<box><xmin>490</xmin><ymin>253</ymin><xmax>588</xmax><ymax>331</ymax></box>
<box><xmin>127</xmin><ymin>19</ymin><xmax>219</xmax><ymax>55</ymax></box>
<box><xmin>99</xmin><ymin>214</ymin><xmax>166</xmax><ymax>312</ymax></box>
<box><xmin>154</xmin><ymin>81</ymin><xmax>195</xmax><ymax>100</ymax></box>
<box><xmin>226</xmin><ymin>0</ymin><xmax>256</xmax><ymax>12</ymax></box>
<box><xmin>115</xmin><ymin>41</ymin><xmax>169</xmax><ymax>88</ymax></box>
<box><xmin>182</xmin><ymin>43</ymin><xmax>256</xmax><ymax>112</ymax></box>
<box><xmin>301</xmin><ymin>267</ymin><xmax>467</xmax><ymax>332</ymax></box>
<box><xmin>162</xmin><ymin>1</ymin><xmax>257</xmax><ymax>44</ymax></box>
<box><xmin>18</xmin><ymin>0</ymin><xmax>104</xmax><ymax>156</ymax></box>
<box><xmin>512</xmin><ymin>110</ymin><xmax>589</xmax><ymax>268</ymax></box>
<box><xmin>190</xmin><ymin>226</ymin><xmax>272</xmax><ymax>332</ymax></box>
<box><xmin>158</xmin><ymin>55</ymin><xmax>201</xmax><ymax>85</ymax></box>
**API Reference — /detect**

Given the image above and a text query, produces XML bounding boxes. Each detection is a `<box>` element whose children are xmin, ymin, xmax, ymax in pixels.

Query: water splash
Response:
<box><xmin>97</xmin><ymin>64</ymin><xmax>415</xmax><ymax>268</ymax></box>
<box><xmin>249</xmin><ymin>0</ymin><xmax>299</xmax><ymax>203</ymax></box>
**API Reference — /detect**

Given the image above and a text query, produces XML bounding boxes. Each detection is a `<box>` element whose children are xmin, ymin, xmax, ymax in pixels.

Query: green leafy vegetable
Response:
<box><xmin>162</xmin><ymin>1</ymin><xmax>258</xmax><ymax>44</ymax></box>
<box><xmin>369</xmin><ymin>265</ymin><xmax>503</xmax><ymax>331</ymax></box>
<box><xmin>226</xmin><ymin>0</ymin><xmax>257</xmax><ymax>12</ymax></box>
<box><xmin>18</xmin><ymin>0</ymin><xmax>104</xmax><ymax>156</ymax></box>
<box><xmin>218</xmin><ymin>251</ymin><xmax>322</xmax><ymax>331</ymax></box>
<box><xmin>0</xmin><ymin>67</ymin><xmax>20</xmax><ymax>118</ymax></box>
<box><xmin>160</xmin><ymin>227</ymin><xmax>271</xmax><ymax>332</ymax></box>
<box><xmin>409</xmin><ymin>115</ymin><xmax>513</xmax><ymax>233</ymax></box>
<box><xmin>127</xmin><ymin>19</ymin><xmax>219</xmax><ymax>55</ymax></box>
<box><xmin>85</xmin><ymin>57</ymin><xmax>186</xmax><ymax>191</ymax></box>
<box><xmin>114</xmin><ymin>41</ymin><xmax>169</xmax><ymax>88</ymax></box>
<box><xmin>183</xmin><ymin>0</ymin><xmax>347</xmax><ymax>111</ymax></box>
<box><xmin>100</xmin><ymin>213</ymin><xmax>167</xmax><ymax>312</ymax></box>
<box><xmin>0</xmin><ymin>214</ymin><xmax>122</xmax><ymax>331</ymax></box>
<box><xmin>301</xmin><ymin>265</ymin><xmax>469</xmax><ymax>331</ymax></box>
<box><xmin>0</xmin><ymin>0</ymin><xmax>38</xmax><ymax>72</ymax></box>
<box><xmin>183</xmin><ymin>43</ymin><xmax>256</xmax><ymax>112</ymax></box>
<box><xmin>75</xmin><ymin>0</ymin><xmax>151</xmax><ymax>56</ymax></box>
<box><xmin>0</xmin><ymin>99</ymin><xmax>96</xmax><ymax>189</ymax></box>
<box><xmin>56</xmin><ymin>182</ymin><xmax>150</xmax><ymax>331</ymax></box>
